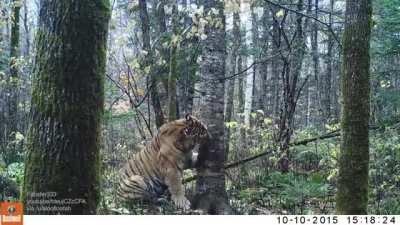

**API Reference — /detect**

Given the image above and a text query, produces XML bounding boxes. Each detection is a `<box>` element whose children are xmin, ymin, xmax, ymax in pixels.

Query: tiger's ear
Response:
<box><xmin>185</xmin><ymin>114</ymin><xmax>193</xmax><ymax>122</ymax></box>
<box><xmin>184</xmin><ymin>114</ymin><xmax>193</xmax><ymax>136</ymax></box>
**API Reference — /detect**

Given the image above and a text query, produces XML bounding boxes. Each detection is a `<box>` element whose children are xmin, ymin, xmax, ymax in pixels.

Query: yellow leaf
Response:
<box><xmin>263</xmin><ymin>118</ymin><xmax>273</xmax><ymax>125</ymax></box>
<box><xmin>225</xmin><ymin>121</ymin><xmax>238</xmax><ymax>128</ymax></box>
<box><xmin>144</xmin><ymin>66</ymin><xmax>151</xmax><ymax>74</ymax></box>
<box><xmin>134</xmin><ymin>88</ymin><xmax>145</xmax><ymax>97</ymax></box>
<box><xmin>171</xmin><ymin>34</ymin><xmax>180</xmax><ymax>46</ymax></box>
<box><xmin>276</xmin><ymin>9</ymin><xmax>284</xmax><ymax>18</ymax></box>
<box><xmin>15</xmin><ymin>132</ymin><xmax>24</xmax><ymax>142</ymax></box>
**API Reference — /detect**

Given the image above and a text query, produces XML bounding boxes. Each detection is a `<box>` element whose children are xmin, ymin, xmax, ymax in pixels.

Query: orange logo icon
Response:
<box><xmin>0</xmin><ymin>202</ymin><xmax>23</xmax><ymax>225</ymax></box>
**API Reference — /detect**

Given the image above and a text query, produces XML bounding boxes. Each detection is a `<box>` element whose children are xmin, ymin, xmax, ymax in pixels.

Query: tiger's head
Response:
<box><xmin>182</xmin><ymin>114</ymin><xmax>209</xmax><ymax>139</ymax></box>
<box><xmin>158</xmin><ymin>114</ymin><xmax>209</xmax><ymax>153</ymax></box>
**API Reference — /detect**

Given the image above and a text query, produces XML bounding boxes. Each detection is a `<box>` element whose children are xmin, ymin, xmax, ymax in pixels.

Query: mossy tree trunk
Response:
<box><xmin>336</xmin><ymin>0</ymin><xmax>372</xmax><ymax>215</ymax></box>
<box><xmin>193</xmin><ymin>0</ymin><xmax>231</xmax><ymax>214</ymax></box>
<box><xmin>23</xmin><ymin>0</ymin><xmax>110</xmax><ymax>215</ymax></box>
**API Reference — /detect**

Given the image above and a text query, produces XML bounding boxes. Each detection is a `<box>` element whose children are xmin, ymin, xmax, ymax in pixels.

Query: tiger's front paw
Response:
<box><xmin>172</xmin><ymin>195</ymin><xmax>190</xmax><ymax>210</ymax></box>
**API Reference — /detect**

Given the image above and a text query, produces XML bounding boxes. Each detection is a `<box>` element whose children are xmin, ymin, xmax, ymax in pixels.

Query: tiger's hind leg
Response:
<box><xmin>116</xmin><ymin>175</ymin><xmax>157</xmax><ymax>214</ymax></box>
<box><xmin>117</xmin><ymin>175</ymin><xmax>153</xmax><ymax>201</ymax></box>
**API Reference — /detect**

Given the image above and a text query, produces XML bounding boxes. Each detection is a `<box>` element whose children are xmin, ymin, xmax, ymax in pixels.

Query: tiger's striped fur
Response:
<box><xmin>117</xmin><ymin>115</ymin><xmax>208</xmax><ymax>209</ymax></box>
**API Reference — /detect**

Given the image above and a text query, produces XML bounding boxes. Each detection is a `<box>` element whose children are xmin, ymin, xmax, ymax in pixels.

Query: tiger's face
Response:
<box><xmin>180</xmin><ymin>114</ymin><xmax>209</xmax><ymax>152</ymax></box>
<box><xmin>182</xmin><ymin>114</ymin><xmax>208</xmax><ymax>138</ymax></box>
<box><xmin>159</xmin><ymin>114</ymin><xmax>209</xmax><ymax>153</ymax></box>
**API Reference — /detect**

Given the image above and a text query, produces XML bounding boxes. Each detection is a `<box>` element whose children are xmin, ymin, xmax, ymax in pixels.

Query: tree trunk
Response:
<box><xmin>139</xmin><ymin>0</ymin><xmax>165</xmax><ymax>128</ymax></box>
<box><xmin>303</xmin><ymin>0</ymin><xmax>313</xmax><ymax>127</ymax></box>
<box><xmin>23</xmin><ymin>0</ymin><xmax>30</xmax><ymax>56</ymax></box>
<box><xmin>311</xmin><ymin>0</ymin><xmax>323</xmax><ymax>125</ymax></box>
<box><xmin>336</xmin><ymin>0</ymin><xmax>372</xmax><ymax>215</ymax></box>
<box><xmin>224</xmin><ymin>55</ymin><xmax>235</xmax><ymax>156</ymax></box>
<box><xmin>237</xmin><ymin>55</ymin><xmax>244</xmax><ymax>116</ymax></box>
<box><xmin>6</xmin><ymin>0</ymin><xmax>20</xmax><ymax>165</ymax></box>
<box><xmin>259</xmin><ymin>4</ymin><xmax>269</xmax><ymax>114</ymax></box>
<box><xmin>225</xmin><ymin>5</ymin><xmax>240</xmax><ymax>154</ymax></box>
<box><xmin>278</xmin><ymin>0</ymin><xmax>306</xmax><ymax>172</ymax></box>
<box><xmin>154</xmin><ymin>0</ymin><xmax>170</xmax><ymax>96</ymax></box>
<box><xmin>323</xmin><ymin>0</ymin><xmax>335</xmax><ymax>122</ymax></box>
<box><xmin>23</xmin><ymin>0</ymin><xmax>110</xmax><ymax>215</ymax></box>
<box><xmin>178</xmin><ymin>0</ymin><xmax>196</xmax><ymax>116</ymax></box>
<box><xmin>250</xmin><ymin>4</ymin><xmax>259</xmax><ymax>113</ymax></box>
<box><xmin>193</xmin><ymin>0</ymin><xmax>231</xmax><ymax>214</ymax></box>
<box><xmin>333</xmin><ymin>50</ymin><xmax>341</xmax><ymax>120</ymax></box>
<box><xmin>270</xmin><ymin>6</ymin><xmax>280</xmax><ymax>120</ymax></box>
<box><xmin>168</xmin><ymin>1</ymin><xmax>178</xmax><ymax>121</ymax></box>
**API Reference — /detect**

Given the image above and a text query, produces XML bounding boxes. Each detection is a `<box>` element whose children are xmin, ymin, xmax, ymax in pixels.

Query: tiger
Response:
<box><xmin>117</xmin><ymin>114</ymin><xmax>209</xmax><ymax>210</ymax></box>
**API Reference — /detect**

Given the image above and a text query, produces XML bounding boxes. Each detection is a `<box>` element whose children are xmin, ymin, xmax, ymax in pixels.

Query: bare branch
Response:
<box><xmin>264</xmin><ymin>0</ymin><xmax>342</xmax><ymax>48</ymax></box>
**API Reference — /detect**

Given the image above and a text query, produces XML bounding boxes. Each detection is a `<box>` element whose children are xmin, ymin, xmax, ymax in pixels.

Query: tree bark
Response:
<box><xmin>193</xmin><ymin>0</ymin><xmax>231</xmax><ymax>214</ymax></box>
<box><xmin>278</xmin><ymin>0</ymin><xmax>306</xmax><ymax>172</ymax></box>
<box><xmin>336</xmin><ymin>0</ymin><xmax>372</xmax><ymax>215</ymax></box>
<box><xmin>323</xmin><ymin>0</ymin><xmax>335</xmax><ymax>122</ymax></box>
<box><xmin>303</xmin><ymin>0</ymin><xmax>313</xmax><ymax>127</ymax></box>
<box><xmin>168</xmin><ymin>1</ymin><xmax>178</xmax><ymax>121</ymax></box>
<box><xmin>23</xmin><ymin>0</ymin><xmax>110</xmax><ymax>215</ymax></box>
<box><xmin>311</xmin><ymin>0</ymin><xmax>323</xmax><ymax>125</ymax></box>
<box><xmin>270</xmin><ymin>6</ymin><xmax>280</xmax><ymax>120</ymax></box>
<box><xmin>225</xmin><ymin>4</ymin><xmax>240</xmax><ymax>154</ymax></box>
<box><xmin>23</xmin><ymin>0</ymin><xmax>30</xmax><ymax>56</ymax></box>
<box><xmin>250</xmin><ymin>4</ymin><xmax>259</xmax><ymax>113</ymax></box>
<box><xmin>139</xmin><ymin>0</ymin><xmax>165</xmax><ymax>128</ymax></box>
<box><xmin>178</xmin><ymin>0</ymin><xmax>196</xmax><ymax>116</ymax></box>
<box><xmin>259</xmin><ymin>4</ymin><xmax>269</xmax><ymax>114</ymax></box>
<box><xmin>237</xmin><ymin>54</ymin><xmax>244</xmax><ymax>116</ymax></box>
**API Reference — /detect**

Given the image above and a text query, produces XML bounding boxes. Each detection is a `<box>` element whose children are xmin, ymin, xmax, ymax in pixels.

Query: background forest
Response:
<box><xmin>0</xmin><ymin>0</ymin><xmax>399</xmax><ymax>215</ymax></box>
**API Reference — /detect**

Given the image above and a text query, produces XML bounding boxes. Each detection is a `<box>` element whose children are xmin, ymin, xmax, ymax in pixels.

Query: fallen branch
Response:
<box><xmin>291</xmin><ymin>129</ymin><xmax>340</xmax><ymax>146</ymax></box>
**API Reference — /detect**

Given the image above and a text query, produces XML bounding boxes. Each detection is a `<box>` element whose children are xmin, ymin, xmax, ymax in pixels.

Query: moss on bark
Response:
<box><xmin>336</xmin><ymin>0</ymin><xmax>372</xmax><ymax>215</ymax></box>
